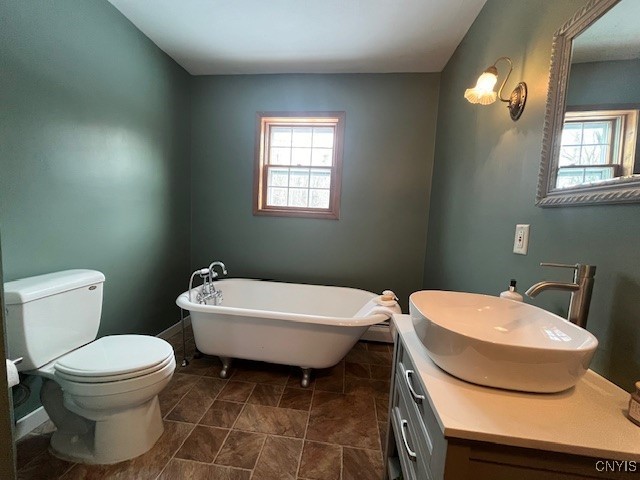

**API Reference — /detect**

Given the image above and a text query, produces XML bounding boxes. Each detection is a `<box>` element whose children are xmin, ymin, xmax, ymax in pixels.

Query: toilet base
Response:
<box><xmin>42</xmin><ymin>379</ymin><xmax>165</xmax><ymax>464</ymax></box>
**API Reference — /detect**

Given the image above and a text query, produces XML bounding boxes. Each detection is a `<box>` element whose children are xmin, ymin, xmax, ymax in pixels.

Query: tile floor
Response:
<box><xmin>16</xmin><ymin>327</ymin><xmax>393</xmax><ymax>480</ymax></box>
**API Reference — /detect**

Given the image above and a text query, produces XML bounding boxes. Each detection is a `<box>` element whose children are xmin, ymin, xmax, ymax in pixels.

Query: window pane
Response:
<box><xmin>292</xmin><ymin>127</ymin><xmax>312</xmax><ymax>147</ymax></box>
<box><xmin>310</xmin><ymin>189</ymin><xmax>330</xmax><ymax>208</ymax></box>
<box><xmin>267</xmin><ymin>187</ymin><xmax>288</xmax><ymax>206</ymax></box>
<box><xmin>559</xmin><ymin>146</ymin><xmax>581</xmax><ymax>166</ymax></box>
<box><xmin>290</xmin><ymin>168</ymin><xmax>310</xmax><ymax>187</ymax></box>
<box><xmin>311</xmin><ymin>148</ymin><xmax>333</xmax><ymax>166</ymax></box>
<box><xmin>271</xmin><ymin>127</ymin><xmax>292</xmax><ymax>147</ymax></box>
<box><xmin>561</xmin><ymin>123</ymin><xmax>583</xmax><ymax>146</ymax></box>
<box><xmin>584</xmin><ymin>166</ymin><xmax>615</xmax><ymax>183</ymax></box>
<box><xmin>269</xmin><ymin>147</ymin><xmax>291</xmax><ymax>165</ymax></box>
<box><xmin>288</xmin><ymin>188</ymin><xmax>309</xmax><ymax>207</ymax></box>
<box><xmin>580</xmin><ymin>145</ymin><xmax>607</xmax><ymax>165</ymax></box>
<box><xmin>268</xmin><ymin>168</ymin><xmax>289</xmax><ymax>187</ymax></box>
<box><xmin>582</xmin><ymin>122</ymin><xmax>610</xmax><ymax>145</ymax></box>
<box><xmin>291</xmin><ymin>147</ymin><xmax>311</xmax><ymax>166</ymax></box>
<box><xmin>310</xmin><ymin>169</ymin><xmax>331</xmax><ymax>188</ymax></box>
<box><xmin>313</xmin><ymin>127</ymin><xmax>334</xmax><ymax>148</ymax></box>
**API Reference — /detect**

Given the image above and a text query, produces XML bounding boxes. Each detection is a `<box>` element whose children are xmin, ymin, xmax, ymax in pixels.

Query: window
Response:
<box><xmin>557</xmin><ymin>109</ymin><xmax>638</xmax><ymax>189</ymax></box>
<box><xmin>254</xmin><ymin>112</ymin><xmax>345</xmax><ymax>219</ymax></box>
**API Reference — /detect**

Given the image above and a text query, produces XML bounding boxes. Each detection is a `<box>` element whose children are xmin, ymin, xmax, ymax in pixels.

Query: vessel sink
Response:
<box><xmin>409</xmin><ymin>291</ymin><xmax>598</xmax><ymax>393</ymax></box>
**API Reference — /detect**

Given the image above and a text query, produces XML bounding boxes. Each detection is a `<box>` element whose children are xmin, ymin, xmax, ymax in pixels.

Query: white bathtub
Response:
<box><xmin>175</xmin><ymin>279</ymin><xmax>388</xmax><ymax>386</ymax></box>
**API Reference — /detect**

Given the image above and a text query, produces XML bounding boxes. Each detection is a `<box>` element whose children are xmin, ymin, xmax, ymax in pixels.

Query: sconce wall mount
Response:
<box><xmin>464</xmin><ymin>57</ymin><xmax>527</xmax><ymax>121</ymax></box>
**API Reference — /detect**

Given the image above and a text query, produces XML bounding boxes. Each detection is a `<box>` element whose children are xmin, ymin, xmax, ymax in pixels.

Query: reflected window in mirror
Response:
<box><xmin>558</xmin><ymin>109</ymin><xmax>638</xmax><ymax>188</ymax></box>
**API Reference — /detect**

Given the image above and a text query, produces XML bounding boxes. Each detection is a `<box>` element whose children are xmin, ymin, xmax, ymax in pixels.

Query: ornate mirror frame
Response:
<box><xmin>536</xmin><ymin>0</ymin><xmax>640</xmax><ymax>207</ymax></box>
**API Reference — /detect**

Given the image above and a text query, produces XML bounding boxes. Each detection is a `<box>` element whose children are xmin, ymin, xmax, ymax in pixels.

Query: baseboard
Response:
<box><xmin>361</xmin><ymin>323</ymin><xmax>394</xmax><ymax>343</ymax></box>
<box><xmin>157</xmin><ymin>316</ymin><xmax>191</xmax><ymax>340</ymax></box>
<box><xmin>15</xmin><ymin>406</ymin><xmax>49</xmax><ymax>440</ymax></box>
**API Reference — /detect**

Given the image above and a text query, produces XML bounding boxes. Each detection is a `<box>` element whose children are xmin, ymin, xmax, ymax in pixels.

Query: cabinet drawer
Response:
<box><xmin>391</xmin><ymin>385</ymin><xmax>432</xmax><ymax>480</ymax></box>
<box><xmin>397</xmin><ymin>341</ymin><xmax>447</xmax><ymax>478</ymax></box>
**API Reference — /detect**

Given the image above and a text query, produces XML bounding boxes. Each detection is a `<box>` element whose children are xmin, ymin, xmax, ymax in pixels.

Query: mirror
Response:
<box><xmin>536</xmin><ymin>0</ymin><xmax>640</xmax><ymax>206</ymax></box>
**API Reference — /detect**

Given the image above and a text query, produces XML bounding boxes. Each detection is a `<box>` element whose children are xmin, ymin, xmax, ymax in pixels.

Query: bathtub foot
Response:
<box><xmin>193</xmin><ymin>347</ymin><xmax>203</xmax><ymax>359</ymax></box>
<box><xmin>219</xmin><ymin>357</ymin><xmax>232</xmax><ymax>379</ymax></box>
<box><xmin>301</xmin><ymin>368</ymin><xmax>312</xmax><ymax>388</ymax></box>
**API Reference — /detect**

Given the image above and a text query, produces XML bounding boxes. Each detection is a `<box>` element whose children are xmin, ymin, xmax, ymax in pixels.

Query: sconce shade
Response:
<box><xmin>464</xmin><ymin>69</ymin><xmax>499</xmax><ymax>105</ymax></box>
<box><xmin>463</xmin><ymin>58</ymin><xmax>527</xmax><ymax>121</ymax></box>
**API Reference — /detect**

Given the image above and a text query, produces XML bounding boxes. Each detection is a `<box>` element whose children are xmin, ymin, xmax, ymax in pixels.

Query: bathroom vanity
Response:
<box><xmin>384</xmin><ymin>314</ymin><xmax>640</xmax><ymax>480</ymax></box>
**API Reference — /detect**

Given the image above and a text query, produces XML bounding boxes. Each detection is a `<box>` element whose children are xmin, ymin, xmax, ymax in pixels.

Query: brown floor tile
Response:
<box><xmin>217</xmin><ymin>381</ymin><xmax>256</xmax><ymax>402</ymax></box>
<box><xmin>342</xmin><ymin>447</ymin><xmax>384</xmax><ymax>480</ymax></box>
<box><xmin>370</xmin><ymin>364</ymin><xmax>392</xmax><ymax>381</ymax></box>
<box><xmin>378</xmin><ymin>422</ymin><xmax>387</xmax><ymax>452</ymax></box>
<box><xmin>231</xmin><ymin>361</ymin><xmax>290</xmax><ymax>385</ymax></box>
<box><xmin>200</xmin><ymin>400</ymin><xmax>244</xmax><ymax>428</ymax></box>
<box><xmin>286</xmin><ymin>371</ymin><xmax>315</xmax><ymax>389</ymax></box>
<box><xmin>345</xmin><ymin>362</ymin><xmax>370</xmax><ymax>379</ymax></box>
<box><xmin>298</xmin><ymin>441</ymin><xmax>341</xmax><ymax>480</ymax></box>
<box><xmin>314</xmin><ymin>361</ymin><xmax>344</xmax><ymax>393</ymax></box>
<box><xmin>252</xmin><ymin>435</ymin><xmax>303</xmax><ymax>480</ymax></box>
<box><xmin>247</xmin><ymin>384</ymin><xmax>284</xmax><ymax>407</ymax></box>
<box><xmin>18</xmin><ymin>449</ymin><xmax>74</xmax><ymax>480</ymax></box>
<box><xmin>166</xmin><ymin>376</ymin><xmax>227</xmax><ymax>423</ymax></box>
<box><xmin>366</xmin><ymin>342</ymin><xmax>392</xmax><ymax>353</ymax></box>
<box><xmin>352</xmin><ymin>341</ymin><xmax>367</xmax><ymax>350</ymax></box>
<box><xmin>16</xmin><ymin>433</ymin><xmax>54</xmax><ymax>470</ymax></box>
<box><xmin>159</xmin><ymin>458</ymin><xmax>251</xmax><ymax>480</ymax></box>
<box><xmin>344</xmin><ymin>377</ymin><xmax>390</xmax><ymax>398</ymax></box>
<box><xmin>159</xmin><ymin>373</ymin><xmax>199</xmax><ymax>415</ymax></box>
<box><xmin>306</xmin><ymin>392</ymin><xmax>379</xmax><ymax>449</ymax></box>
<box><xmin>374</xmin><ymin>396</ymin><xmax>389</xmax><ymax>424</ymax></box>
<box><xmin>175</xmin><ymin>425</ymin><xmax>229</xmax><ymax>463</ymax></box>
<box><xmin>61</xmin><ymin>420</ymin><xmax>193</xmax><ymax>480</ymax></box>
<box><xmin>234</xmin><ymin>404</ymin><xmax>308</xmax><ymax>438</ymax></box>
<box><xmin>176</xmin><ymin>354</ymin><xmax>222</xmax><ymax>376</ymax></box>
<box><xmin>214</xmin><ymin>430</ymin><xmax>266</xmax><ymax>469</ymax></box>
<box><xmin>345</xmin><ymin>349</ymin><xmax>392</xmax><ymax>366</ymax></box>
<box><xmin>278</xmin><ymin>387</ymin><xmax>313</xmax><ymax>411</ymax></box>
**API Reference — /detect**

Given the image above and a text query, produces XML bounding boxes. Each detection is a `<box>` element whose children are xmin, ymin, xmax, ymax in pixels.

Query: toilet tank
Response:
<box><xmin>4</xmin><ymin>270</ymin><xmax>105</xmax><ymax>371</ymax></box>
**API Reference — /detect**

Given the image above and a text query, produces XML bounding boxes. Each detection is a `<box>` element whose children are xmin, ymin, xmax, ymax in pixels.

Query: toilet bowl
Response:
<box><xmin>4</xmin><ymin>270</ymin><xmax>177</xmax><ymax>464</ymax></box>
<box><xmin>38</xmin><ymin>335</ymin><xmax>175</xmax><ymax>464</ymax></box>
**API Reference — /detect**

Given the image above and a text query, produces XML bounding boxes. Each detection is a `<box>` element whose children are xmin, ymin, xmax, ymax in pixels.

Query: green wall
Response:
<box><xmin>567</xmin><ymin>59</ymin><xmax>640</xmax><ymax>106</ymax></box>
<box><xmin>190</xmin><ymin>74</ymin><xmax>440</xmax><ymax>309</ymax></box>
<box><xmin>0</xmin><ymin>0</ymin><xmax>192</xmax><ymax>416</ymax></box>
<box><xmin>424</xmin><ymin>0</ymin><xmax>640</xmax><ymax>391</ymax></box>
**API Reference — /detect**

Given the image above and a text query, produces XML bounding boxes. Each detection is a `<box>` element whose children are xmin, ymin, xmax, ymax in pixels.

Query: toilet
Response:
<box><xmin>4</xmin><ymin>269</ymin><xmax>176</xmax><ymax>465</ymax></box>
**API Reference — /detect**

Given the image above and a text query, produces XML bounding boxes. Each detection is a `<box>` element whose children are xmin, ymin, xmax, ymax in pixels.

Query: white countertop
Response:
<box><xmin>394</xmin><ymin>314</ymin><xmax>640</xmax><ymax>461</ymax></box>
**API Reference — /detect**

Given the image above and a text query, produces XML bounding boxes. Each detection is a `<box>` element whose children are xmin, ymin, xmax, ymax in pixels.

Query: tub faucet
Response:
<box><xmin>525</xmin><ymin>263</ymin><xmax>596</xmax><ymax>328</ymax></box>
<box><xmin>207</xmin><ymin>261</ymin><xmax>228</xmax><ymax>305</ymax></box>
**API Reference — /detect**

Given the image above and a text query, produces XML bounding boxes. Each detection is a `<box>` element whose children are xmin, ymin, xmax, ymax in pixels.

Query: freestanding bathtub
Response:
<box><xmin>176</xmin><ymin>279</ymin><xmax>391</xmax><ymax>387</ymax></box>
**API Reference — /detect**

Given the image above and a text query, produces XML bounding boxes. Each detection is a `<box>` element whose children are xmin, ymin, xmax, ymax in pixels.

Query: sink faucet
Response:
<box><xmin>525</xmin><ymin>263</ymin><xmax>596</xmax><ymax>328</ymax></box>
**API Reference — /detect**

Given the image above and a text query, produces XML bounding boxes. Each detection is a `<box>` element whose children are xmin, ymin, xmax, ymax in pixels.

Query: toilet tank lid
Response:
<box><xmin>4</xmin><ymin>269</ymin><xmax>105</xmax><ymax>305</ymax></box>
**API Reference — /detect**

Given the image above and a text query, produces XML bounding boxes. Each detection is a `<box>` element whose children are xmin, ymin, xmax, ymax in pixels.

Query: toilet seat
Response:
<box><xmin>54</xmin><ymin>335</ymin><xmax>174</xmax><ymax>380</ymax></box>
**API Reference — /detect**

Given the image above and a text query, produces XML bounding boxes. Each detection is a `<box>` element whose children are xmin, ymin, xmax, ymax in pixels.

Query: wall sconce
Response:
<box><xmin>464</xmin><ymin>56</ymin><xmax>527</xmax><ymax>121</ymax></box>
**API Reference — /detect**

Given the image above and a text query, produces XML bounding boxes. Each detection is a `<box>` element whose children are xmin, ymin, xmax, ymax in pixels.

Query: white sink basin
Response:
<box><xmin>409</xmin><ymin>291</ymin><xmax>598</xmax><ymax>393</ymax></box>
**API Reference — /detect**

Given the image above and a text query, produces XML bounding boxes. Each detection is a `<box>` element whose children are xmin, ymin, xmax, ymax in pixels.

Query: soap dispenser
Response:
<box><xmin>500</xmin><ymin>279</ymin><xmax>523</xmax><ymax>302</ymax></box>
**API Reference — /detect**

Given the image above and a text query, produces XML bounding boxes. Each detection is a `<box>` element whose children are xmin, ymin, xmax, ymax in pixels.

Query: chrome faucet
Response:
<box><xmin>525</xmin><ymin>263</ymin><xmax>596</xmax><ymax>328</ymax></box>
<box><xmin>206</xmin><ymin>261</ymin><xmax>228</xmax><ymax>305</ymax></box>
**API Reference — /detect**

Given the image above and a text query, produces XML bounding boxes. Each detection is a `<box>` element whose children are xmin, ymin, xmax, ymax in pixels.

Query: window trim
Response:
<box><xmin>253</xmin><ymin>111</ymin><xmax>345</xmax><ymax>219</ymax></box>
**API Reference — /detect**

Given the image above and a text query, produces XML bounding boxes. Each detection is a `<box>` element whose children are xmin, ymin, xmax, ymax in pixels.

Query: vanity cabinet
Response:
<box><xmin>384</xmin><ymin>325</ymin><xmax>637</xmax><ymax>480</ymax></box>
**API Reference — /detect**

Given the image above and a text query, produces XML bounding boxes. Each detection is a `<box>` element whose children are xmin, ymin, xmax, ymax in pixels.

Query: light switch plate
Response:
<box><xmin>513</xmin><ymin>224</ymin><xmax>530</xmax><ymax>255</ymax></box>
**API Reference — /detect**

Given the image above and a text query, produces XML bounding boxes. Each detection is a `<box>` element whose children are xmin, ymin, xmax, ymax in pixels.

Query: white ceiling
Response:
<box><xmin>107</xmin><ymin>0</ymin><xmax>487</xmax><ymax>75</ymax></box>
<box><xmin>572</xmin><ymin>0</ymin><xmax>640</xmax><ymax>63</ymax></box>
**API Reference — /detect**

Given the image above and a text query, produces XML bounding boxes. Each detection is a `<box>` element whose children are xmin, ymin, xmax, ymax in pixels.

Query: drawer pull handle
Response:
<box><xmin>405</xmin><ymin>369</ymin><xmax>425</xmax><ymax>404</ymax></box>
<box><xmin>400</xmin><ymin>419</ymin><xmax>417</xmax><ymax>461</ymax></box>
